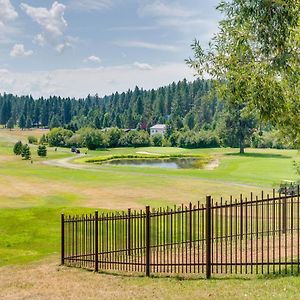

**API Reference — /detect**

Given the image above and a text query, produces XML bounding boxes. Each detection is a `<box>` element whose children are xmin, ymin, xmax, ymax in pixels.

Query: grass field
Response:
<box><xmin>1</xmin><ymin>128</ymin><xmax>300</xmax><ymax>299</ymax></box>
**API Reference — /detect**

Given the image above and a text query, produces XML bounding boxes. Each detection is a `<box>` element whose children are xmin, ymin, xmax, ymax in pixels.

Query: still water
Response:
<box><xmin>104</xmin><ymin>157</ymin><xmax>206</xmax><ymax>169</ymax></box>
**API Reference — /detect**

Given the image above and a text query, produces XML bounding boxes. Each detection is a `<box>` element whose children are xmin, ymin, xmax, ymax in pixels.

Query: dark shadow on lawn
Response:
<box><xmin>225</xmin><ymin>152</ymin><xmax>291</xmax><ymax>159</ymax></box>
<box><xmin>258</xmin><ymin>266</ymin><xmax>300</xmax><ymax>280</ymax></box>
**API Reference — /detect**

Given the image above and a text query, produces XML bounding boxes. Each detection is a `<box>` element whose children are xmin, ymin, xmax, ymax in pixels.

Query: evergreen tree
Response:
<box><xmin>25</xmin><ymin>117</ymin><xmax>32</xmax><ymax>129</ymax></box>
<box><xmin>37</xmin><ymin>145</ymin><xmax>47</xmax><ymax>157</ymax></box>
<box><xmin>13</xmin><ymin>141</ymin><xmax>23</xmax><ymax>155</ymax></box>
<box><xmin>21</xmin><ymin>144</ymin><xmax>31</xmax><ymax>160</ymax></box>
<box><xmin>19</xmin><ymin>115</ymin><xmax>26</xmax><ymax>130</ymax></box>
<box><xmin>6</xmin><ymin>117</ymin><xmax>14</xmax><ymax>130</ymax></box>
<box><xmin>49</xmin><ymin>115</ymin><xmax>61</xmax><ymax>129</ymax></box>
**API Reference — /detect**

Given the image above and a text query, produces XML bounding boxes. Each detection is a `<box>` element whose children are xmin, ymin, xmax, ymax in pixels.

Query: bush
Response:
<box><xmin>106</xmin><ymin>127</ymin><xmax>124</xmax><ymax>147</ymax></box>
<box><xmin>39</xmin><ymin>134</ymin><xmax>48</xmax><ymax>145</ymax></box>
<box><xmin>37</xmin><ymin>145</ymin><xmax>47</xmax><ymax>157</ymax></box>
<box><xmin>119</xmin><ymin>130</ymin><xmax>150</xmax><ymax>147</ymax></box>
<box><xmin>151</xmin><ymin>134</ymin><xmax>163</xmax><ymax>147</ymax></box>
<box><xmin>13</xmin><ymin>141</ymin><xmax>23</xmax><ymax>155</ymax></box>
<box><xmin>47</xmin><ymin>128</ymin><xmax>73</xmax><ymax>147</ymax></box>
<box><xmin>21</xmin><ymin>144</ymin><xmax>31</xmax><ymax>160</ymax></box>
<box><xmin>28</xmin><ymin>136</ymin><xmax>38</xmax><ymax>144</ymax></box>
<box><xmin>176</xmin><ymin>130</ymin><xmax>220</xmax><ymax>149</ymax></box>
<box><xmin>66</xmin><ymin>134</ymin><xmax>83</xmax><ymax>148</ymax></box>
<box><xmin>78</xmin><ymin>128</ymin><xmax>108</xmax><ymax>150</ymax></box>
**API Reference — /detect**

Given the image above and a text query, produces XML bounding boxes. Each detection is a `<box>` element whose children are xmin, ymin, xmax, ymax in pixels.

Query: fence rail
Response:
<box><xmin>61</xmin><ymin>187</ymin><xmax>300</xmax><ymax>278</ymax></box>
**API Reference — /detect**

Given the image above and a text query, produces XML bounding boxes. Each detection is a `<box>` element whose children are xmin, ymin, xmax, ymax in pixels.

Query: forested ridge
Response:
<box><xmin>0</xmin><ymin>78</ymin><xmax>287</xmax><ymax>150</ymax></box>
<box><xmin>0</xmin><ymin>79</ymin><xmax>220</xmax><ymax>131</ymax></box>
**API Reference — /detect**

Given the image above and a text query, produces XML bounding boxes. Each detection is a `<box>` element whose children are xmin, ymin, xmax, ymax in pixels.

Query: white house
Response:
<box><xmin>150</xmin><ymin>124</ymin><xmax>166</xmax><ymax>136</ymax></box>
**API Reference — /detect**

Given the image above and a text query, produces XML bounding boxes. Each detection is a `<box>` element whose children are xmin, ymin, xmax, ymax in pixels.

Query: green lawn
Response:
<box><xmin>1</xmin><ymin>128</ymin><xmax>300</xmax><ymax>296</ymax></box>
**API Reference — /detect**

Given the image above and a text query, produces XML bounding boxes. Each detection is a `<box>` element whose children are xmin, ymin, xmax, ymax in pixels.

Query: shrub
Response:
<box><xmin>21</xmin><ymin>144</ymin><xmax>31</xmax><ymax>160</ymax></box>
<box><xmin>47</xmin><ymin>128</ymin><xmax>73</xmax><ymax>147</ymax></box>
<box><xmin>28</xmin><ymin>136</ymin><xmax>38</xmax><ymax>144</ymax></box>
<box><xmin>151</xmin><ymin>134</ymin><xmax>163</xmax><ymax>147</ymax></box>
<box><xmin>13</xmin><ymin>141</ymin><xmax>23</xmax><ymax>155</ymax></box>
<box><xmin>37</xmin><ymin>145</ymin><xmax>47</xmax><ymax>157</ymax></box>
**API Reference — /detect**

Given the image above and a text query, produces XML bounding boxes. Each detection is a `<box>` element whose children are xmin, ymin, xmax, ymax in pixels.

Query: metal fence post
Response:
<box><xmin>128</xmin><ymin>208</ymin><xmax>131</xmax><ymax>256</ymax></box>
<box><xmin>145</xmin><ymin>206</ymin><xmax>151</xmax><ymax>277</ymax></box>
<box><xmin>61</xmin><ymin>213</ymin><xmax>64</xmax><ymax>265</ymax></box>
<box><xmin>95</xmin><ymin>211</ymin><xmax>99</xmax><ymax>272</ymax></box>
<box><xmin>206</xmin><ymin>196</ymin><xmax>212</xmax><ymax>279</ymax></box>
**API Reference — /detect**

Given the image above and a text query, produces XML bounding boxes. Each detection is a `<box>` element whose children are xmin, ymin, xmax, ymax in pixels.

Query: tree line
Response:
<box><xmin>0</xmin><ymin>79</ymin><xmax>220</xmax><ymax>132</ymax></box>
<box><xmin>0</xmin><ymin>78</ymin><xmax>289</xmax><ymax>151</ymax></box>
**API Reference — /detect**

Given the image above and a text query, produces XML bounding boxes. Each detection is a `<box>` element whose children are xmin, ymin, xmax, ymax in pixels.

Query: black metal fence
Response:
<box><xmin>61</xmin><ymin>188</ymin><xmax>300</xmax><ymax>278</ymax></box>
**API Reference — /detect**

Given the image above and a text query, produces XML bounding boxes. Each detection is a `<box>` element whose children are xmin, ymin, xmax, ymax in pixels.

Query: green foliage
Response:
<box><xmin>47</xmin><ymin>128</ymin><xmax>73</xmax><ymax>147</ymax></box>
<box><xmin>251</xmin><ymin>131</ymin><xmax>288</xmax><ymax>149</ymax></box>
<box><xmin>6</xmin><ymin>117</ymin><xmax>14</xmax><ymax>130</ymax></box>
<box><xmin>13</xmin><ymin>141</ymin><xmax>23</xmax><ymax>155</ymax></box>
<box><xmin>106</xmin><ymin>127</ymin><xmax>124</xmax><ymax>147</ymax></box>
<box><xmin>49</xmin><ymin>115</ymin><xmax>61</xmax><ymax>129</ymax></box>
<box><xmin>80</xmin><ymin>128</ymin><xmax>108</xmax><ymax>150</ymax></box>
<box><xmin>151</xmin><ymin>134</ymin><xmax>163</xmax><ymax>147</ymax></box>
<box><xmin>19</xmin><ymin>115</ymin><xmax>26</xmax><ymax>129</ymax></box>
<box><xmin>25</xmin><ymin>117</ymin><xmax>32</xmax><ymax>129</ymax></box>
<box><xmin>28</xmin><ymin>136</ymin><xmax>38</xmax><ymax>144</ymax></box>
<box><xmin>119</xmin><ymin>130</ymin><xmax>150</xmax><ymax>147</ymax></box>
<box><xmin>187</xmin><ymin>0</ymin><xmax>299</xmax><ymax>143</ymax></box>
<box><xmin>177</xmin><ymin>130</ymin><xmax>220</xmax><ymax>149</ymax></box>
<box><xmin>37</xmin><ymin>145</ymin><xmax>47</xmax><ymax>157</ymax></box>
<box><xmin>39</xmin><ymin>134</ymin><xmax>48</xmax><ymax>145</ymax></box>
<box><xmin>21</xmin><ymin>144</ymin><xmax>31</xmax><ymax>160</ymax></box>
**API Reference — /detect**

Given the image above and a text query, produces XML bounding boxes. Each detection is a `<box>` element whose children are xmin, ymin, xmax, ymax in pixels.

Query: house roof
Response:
<box><xmin>150</xmin><ymin>124</ymin><xmax>166</xmax><ymax>130</ymax></box>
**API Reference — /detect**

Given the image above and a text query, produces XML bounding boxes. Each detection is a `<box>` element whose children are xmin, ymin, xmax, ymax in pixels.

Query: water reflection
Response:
<box><xmin>104</xmin><ymin>157</ymin><xmax>206</xmax><ymax>169</ymax></box>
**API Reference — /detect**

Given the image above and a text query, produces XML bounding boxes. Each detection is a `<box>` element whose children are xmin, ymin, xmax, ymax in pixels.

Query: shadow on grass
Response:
<box><xmin>225</xmin><ymin>152</ymin><xmax>291</xmax><ymax>159</ymax></box>
<box><xmin>258</xmin><ymin>266</ymin><xmax>300</xmax><ymax>280</ymax></box>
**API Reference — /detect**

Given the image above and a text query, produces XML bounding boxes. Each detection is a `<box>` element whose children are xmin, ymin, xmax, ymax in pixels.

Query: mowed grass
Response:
<box><xmin>1</xmin><ymin>129</ymin><xmax>300</xmax><ymax>298</ymax></box>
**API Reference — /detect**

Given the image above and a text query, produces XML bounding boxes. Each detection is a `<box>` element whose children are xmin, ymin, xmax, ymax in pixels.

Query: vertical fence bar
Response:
<box><xmin>189</xmin><ymin>202</ymin><xmax>192</xmax><ymax>249</ymax></box>
<box><xmin>61</xmin><ymin>213</ymin><xmax>65</xmax><ymax>265</ymax></box>
<box><xmin>206</xmin><ymin>195</ymin><xmax>212</xmax><ymax>279</ymax></box>
<box><xmin>95</xmin><ymin>211</ymin><xmax>99</xmax><ymax>272</ymax></box>
<box><xmin>282</xmin><ymin>189</ymin><xmax>287</xmax><ymax>234</ymax></box>
<box><xmin>127</xmin><ymin>208</ymin><xmax>131</xmax><ymax>256</ymax></box>
<box><xmin>146</xmin><ymin>206</ymin><xmax>151</xmax><ymax>277</ymax></box>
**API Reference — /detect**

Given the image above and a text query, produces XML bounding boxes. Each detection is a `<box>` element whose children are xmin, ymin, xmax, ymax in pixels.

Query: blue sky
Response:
<box><xmin>0</xmin><ymin>0</ymin><xmax>221</xmax><ymax>98</ymax></box>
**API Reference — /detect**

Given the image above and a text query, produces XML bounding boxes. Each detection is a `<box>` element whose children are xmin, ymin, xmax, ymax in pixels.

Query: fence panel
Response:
<box><xmin>61</xmin><ymin>188</ymin><xmax>300</xmax><ymax>278</ymax></box>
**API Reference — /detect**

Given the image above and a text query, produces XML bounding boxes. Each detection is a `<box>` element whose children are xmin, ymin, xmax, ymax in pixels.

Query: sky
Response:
<box><xmin>0</xmin><ymin>0</ymin><xmax>221</xmax><ymax>98</ymax></box>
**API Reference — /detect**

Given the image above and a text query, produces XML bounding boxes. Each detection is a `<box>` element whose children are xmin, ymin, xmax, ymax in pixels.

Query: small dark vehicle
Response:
<box><xmin>71</xmin><ymin>146</ymin><xmax>77</xmax><ymax>153</ymax></box>
<box><xmin>277</xmin><ymin>180</ymin><xmax>299</xmax><ymax>195</ymax></box>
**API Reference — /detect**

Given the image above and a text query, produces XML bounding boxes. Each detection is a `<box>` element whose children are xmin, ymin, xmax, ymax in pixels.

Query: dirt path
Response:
<box><xmin>42</xmin><ymin>155</ymin><xmax>89</xmax><ymax>170</ymax></box>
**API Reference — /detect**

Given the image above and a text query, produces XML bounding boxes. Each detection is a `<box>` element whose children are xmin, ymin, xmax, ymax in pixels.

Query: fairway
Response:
<box><xmin>1</xmin><ymin>129</ymin><xmax>300</xmax><ymax>299</ymax></box>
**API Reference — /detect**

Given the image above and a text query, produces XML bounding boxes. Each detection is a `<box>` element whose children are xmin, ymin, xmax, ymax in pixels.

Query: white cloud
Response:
<box><xmin>20</xmin><ymin>1</ymin><xmax>70</xmax><ymax>52</ymax></box>
<box><xmin>0</xmin><ymin>63</ymin><xmax>194</xmax><ymax>98</ymax></box>
<box><xmin>133</xmin><ymin>61</ymin><xmax>152</xmax><ymax>71</ymax></box>
<box><xmin>138</xmin><ymin>1</ymin><xmax>195</xmax><ymax>18</ymax></box>
<box><xmin>0</xmin><ymin>0</ymin><xmax>18</xmax><ymax>25</ymax></box>
<box><xmin>115</xmin><ymin>41</ymin><xmax>181</xmax><ymax>52</ymax></box>
<box><xmin>10</xmin><ymin>44</ymin><xmax>33</xmax><ymax>57</ymax></box>
<box><xmin>71</xmin><ymin>0</ymin><xmax>114</xmax><ymax>11</ymax></box>
<box><xmin>84</xmin><ymin>55</ymin><xmax>102</xmax><ymax>64</ymax></box>
<box><xmin>0</xmin><ymin>0</ymin><xmax>18</xmax><ymax>42</ymax></box>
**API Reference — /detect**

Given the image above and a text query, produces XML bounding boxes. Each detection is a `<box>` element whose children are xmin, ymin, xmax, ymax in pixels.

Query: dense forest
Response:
<box><xmin>0</xmin><ymin>79</ymin><xmax>287</xmax><ymax>150</ymax></box>
<box><xmin>0</xmin><ymin>79</ymin><xmax>220</xmax><ymax>131</ymax></box>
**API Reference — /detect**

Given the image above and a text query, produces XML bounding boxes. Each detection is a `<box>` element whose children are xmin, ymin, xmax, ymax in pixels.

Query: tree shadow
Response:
<box><xmin>225</xmin><ymin>152</ymin><xmax>291</xmax><ymax>159</ymax></box>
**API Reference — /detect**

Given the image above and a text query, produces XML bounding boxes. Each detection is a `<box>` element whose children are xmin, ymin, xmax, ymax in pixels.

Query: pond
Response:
<box><xmin>104</xmin><ymin>157</ymin><xmax>207</xmax><ymax>169</ymax></box>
